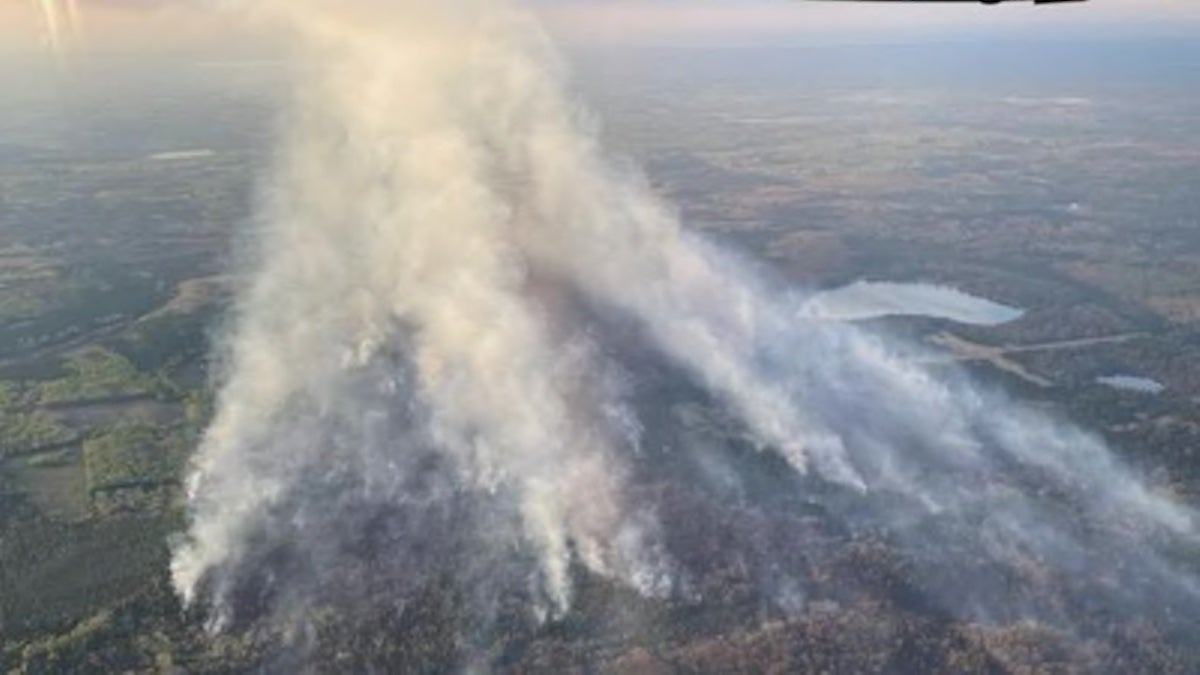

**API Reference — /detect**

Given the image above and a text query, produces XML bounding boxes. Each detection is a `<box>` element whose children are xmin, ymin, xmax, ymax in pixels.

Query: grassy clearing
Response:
<box><xmin>82</xmin><ymin>422</ymin><xmax>176</xmax><ymax>494</ymax></box>
<box><xmin>0</xmin><ymin>411</ymin><xmax>75</xmax><ymax>459</ymax></box>
<box><xmin>36</xmin><ymin>348</ymin><xmax>161</xmax><ymax>406</ymax></box>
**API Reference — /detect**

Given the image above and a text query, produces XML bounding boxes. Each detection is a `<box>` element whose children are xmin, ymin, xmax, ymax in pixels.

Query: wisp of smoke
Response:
<box><xmin>172</xmin><ymin>0</ymin><xmax>1199</xmax><ymax>651</ymax></box>
<box><xmin>32</xmin><ymin>0</ymin><xmax>82</xmax><ymax>64</ymax></box>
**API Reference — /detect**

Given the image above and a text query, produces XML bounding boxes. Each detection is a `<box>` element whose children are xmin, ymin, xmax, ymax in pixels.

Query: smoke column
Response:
<box><xmin>31</xmin><ymin>0</ymin><xmax>82</xmax><ymax>64</ymax></box>
<box><xmin>33</xmin><ymin>0</ymin><xmax>65</xmax><ymax>62</ymax></box>
<box><xmin>173</xmin><ymin>0</ymin><xmax>1199</xmax><ymax>646</ymax></box>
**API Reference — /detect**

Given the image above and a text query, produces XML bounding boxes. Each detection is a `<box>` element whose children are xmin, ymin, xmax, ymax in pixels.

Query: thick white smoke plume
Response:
<box><xmin>173</xmin><ymin>0</ymin><xmax>1198</xmax><ymax>644</ymax></box>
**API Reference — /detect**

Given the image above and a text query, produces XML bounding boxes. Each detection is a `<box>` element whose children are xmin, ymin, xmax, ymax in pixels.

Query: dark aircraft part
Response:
<box><xmin>810</xmin><ymin>0</ymin><xmax>1088</xmax><ymax>4</ymax></box>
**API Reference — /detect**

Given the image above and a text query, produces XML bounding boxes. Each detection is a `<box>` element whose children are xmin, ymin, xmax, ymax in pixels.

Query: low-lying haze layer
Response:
<box><xmin>171</xmin><ymin>0</ymin><xmax>1200</xmax><ymax>652</ymax></box>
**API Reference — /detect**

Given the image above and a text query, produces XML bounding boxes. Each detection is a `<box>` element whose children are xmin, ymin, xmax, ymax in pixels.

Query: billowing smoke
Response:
<box><xmin>172</xmin><ymin>0</ymin><xmax>1199</xmax><ymax>655</ymax></box>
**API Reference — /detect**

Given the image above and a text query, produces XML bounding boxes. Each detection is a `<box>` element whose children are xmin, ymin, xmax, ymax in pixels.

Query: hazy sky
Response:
<box><xmin>3</xmin><ymin>0</ymin><xmax>1199</xmax><ymax>57</ymax></box>
<box><xmin>548</xmin><ymin>0</ymin><xmax>1200</xmax><ymax>45</ymax></box>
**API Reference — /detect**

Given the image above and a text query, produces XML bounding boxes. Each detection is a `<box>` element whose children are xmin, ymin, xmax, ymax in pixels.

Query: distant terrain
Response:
<box><xmin>3</xmin><ymin>40</ymin><xmax>1200</xmax><ymax>672</ymax></box>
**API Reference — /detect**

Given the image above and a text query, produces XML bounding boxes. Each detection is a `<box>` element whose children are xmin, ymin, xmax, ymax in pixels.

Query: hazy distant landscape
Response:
<box><xmin>3</xmin><ymin>36</ymin><xmax>1200</xmax><ymax>672</ymax></box>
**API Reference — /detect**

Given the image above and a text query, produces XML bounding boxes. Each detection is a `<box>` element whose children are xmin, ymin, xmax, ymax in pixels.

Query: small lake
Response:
<box><xmin>1096</xmin><ymin>375</ymin><xmax>1165</xmax><ymax>395</ymax></box>
<box><xmin>800</xmin><ymin>281</ymin><xmax>1025</xmax><ymax>326</ymax></box>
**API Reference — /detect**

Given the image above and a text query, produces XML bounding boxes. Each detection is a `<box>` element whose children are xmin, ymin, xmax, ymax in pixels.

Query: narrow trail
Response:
<box><xmin>927</xmin><ymin>331</ymin><xmax>1147</xmax><ymax>387</ymax></box>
